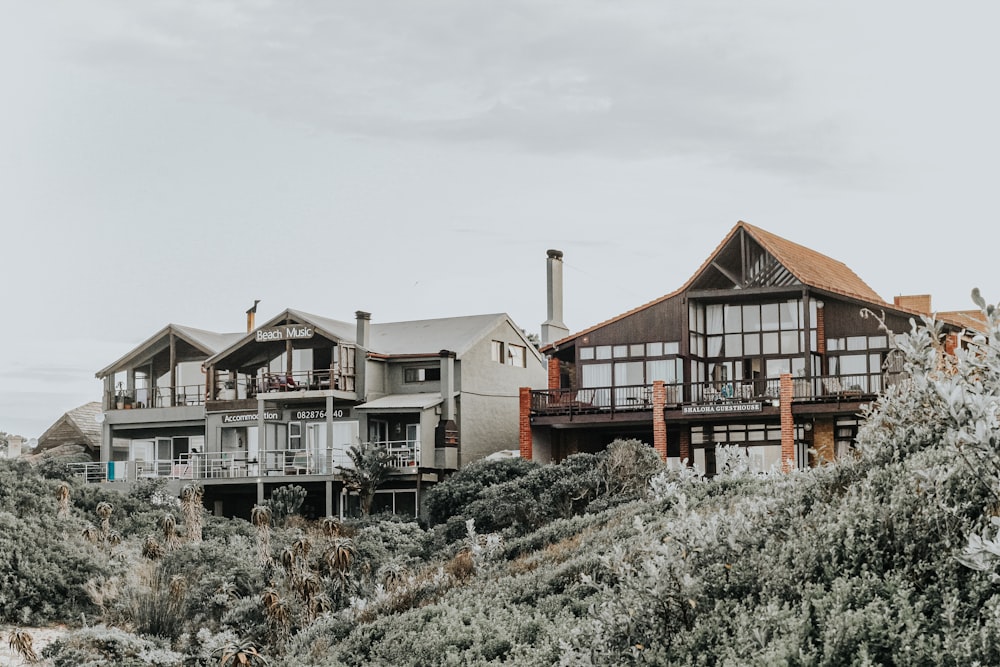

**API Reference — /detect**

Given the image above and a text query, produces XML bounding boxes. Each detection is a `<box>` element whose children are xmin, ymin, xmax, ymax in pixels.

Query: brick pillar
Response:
<box><xmin>945</xmin><ymin>333</ymin><xmax>958</xmax><ymax>356</ymax></box>
<box><xmin>548</xmin><ymin>357</ymin><xmax>561</xmax><ymax>390</ymax></box>
<box><xmin>813</xmin><ymin>300</ymin><xmax>826</xmax><ymax>360</ymax></box>
<box><xmin>679</xmin><ymin>426</ymin><xmax>690</xmax><ymax>465</ymax></box>
<box><xmin>652</xmin><ymin>380</ymin><xmax>667</xmax><ymax>461</ymax></box>
<box><xmin>519</xmin><ymin>387</ymin><xmax>533</xmax><ymax>460</ymax></box>
<box><xmin>780</xmin><ymin>373</ymin><xmax>795</xmax><ymax>471</ymax></box>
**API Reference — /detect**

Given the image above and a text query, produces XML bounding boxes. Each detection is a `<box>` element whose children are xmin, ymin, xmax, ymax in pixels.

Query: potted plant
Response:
<box><xmin>219</xmin><ymin>379</ymin><xmax>236</xmax><ymax>400</ymax></box>
<box><xmin>115</xmin><ymin>382</ymin><xmax>128</xmax><ymax>410</ymax></box>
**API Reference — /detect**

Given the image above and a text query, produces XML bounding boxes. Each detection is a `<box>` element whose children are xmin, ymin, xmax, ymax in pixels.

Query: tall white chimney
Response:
<box><xmin>541</xmin><ymin>249</ymin><xmax>569</xmax><ymax>345</ymax></box>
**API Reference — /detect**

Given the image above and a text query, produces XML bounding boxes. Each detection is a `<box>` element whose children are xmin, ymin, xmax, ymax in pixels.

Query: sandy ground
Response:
<box><xmin>0</xmin><ymin>626</ymin><xmax>69</xmax><ymax>666</ymax></box>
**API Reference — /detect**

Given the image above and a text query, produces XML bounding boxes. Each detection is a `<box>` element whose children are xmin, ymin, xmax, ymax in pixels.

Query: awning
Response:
<box><xmin>355</xmin><ymin>393</ymin><xmax>443</xmax><ymax>411</ymax></box>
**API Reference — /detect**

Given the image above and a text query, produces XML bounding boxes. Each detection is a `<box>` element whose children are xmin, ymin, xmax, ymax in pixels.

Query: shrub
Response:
<box><xmin>42</xmin><ymin>624</ymin><xmax>184</xmax><ymax>666</ymax></box>
<box><xmin>424</xmin><ymin>457</ymin><xmax>537</xmax><ymax>525</ymax></box>
<box><xmin>266</xmin><ymin>485</ymin><xmax>307</xmax><ymax>525</ymax></box>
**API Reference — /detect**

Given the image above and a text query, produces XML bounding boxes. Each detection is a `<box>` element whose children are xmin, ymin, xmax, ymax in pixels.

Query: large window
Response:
<box><xmin>827</xmin><ymin>335</ymin><xmax>889</xmax><ymax>393</ymax></box>
<box><xmin>690</xmin><ymin>299</ymin><xmax>820</xmax><ymax>383</ymax></box>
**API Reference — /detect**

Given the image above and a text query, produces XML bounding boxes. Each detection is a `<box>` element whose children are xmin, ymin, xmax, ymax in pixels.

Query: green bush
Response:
<box><xmin>42</xmin><ymin>624</ymin><xmax>185</xmax><ymax>666</ymax></box>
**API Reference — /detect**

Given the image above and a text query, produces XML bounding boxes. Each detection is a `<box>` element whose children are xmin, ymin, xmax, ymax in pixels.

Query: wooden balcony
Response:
<box><xmin>530</xmin><ymin>372</ymin><xmax>901</xmax><ymax>419</ymax></box>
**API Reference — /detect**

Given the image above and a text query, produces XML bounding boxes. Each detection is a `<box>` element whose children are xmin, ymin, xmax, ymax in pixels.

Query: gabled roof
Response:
<box><xmin>97</xmin><ymin>324</ymin><xmax>243</xmax><ymax>378</ymax></box>
<box><xmin>37</xmin><ymin>401</ymin><xmax>103</xmax><ymax>452</ymax></box>
<box><xmin>205</xmin><ymin>309</ymin><xmax>542</xmax><ymax>365</ymax></box>
<box><xmin>370</xmin><ymin>313</ymin><xmax>530</xmax><ymax>359</ymax></box>
<box><xmin>206</xmin><ymin>309</ymin><xmax>357</xmax><ymax>365</ymax></box>
<box><xmin>544</xmin><ymin>221</ymin><xmax>912</xmax><ymax>351</ymax></box>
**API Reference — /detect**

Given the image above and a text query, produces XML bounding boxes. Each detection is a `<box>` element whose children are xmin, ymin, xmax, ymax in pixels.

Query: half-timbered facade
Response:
<box><xmin>522</xmin><ymin>222</ymin><xmax>980</xmax><ymax>473</ymax></box>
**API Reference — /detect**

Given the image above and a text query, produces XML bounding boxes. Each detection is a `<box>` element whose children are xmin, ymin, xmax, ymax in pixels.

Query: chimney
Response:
<box><xmin>355</xmin><ymin>311</ymin><xmax>371</xmax><ymax>349</ymax></box>
<box><xmin>7</xmin><ymin>436</ymin><xmax>22</xmax><ymax>459</ymax></box>
<box><xmin>439</xmin><ymin>350</ymin><xmax>456</xmax><ymax>421</ymax></box>
<box><xmin>246</xmin><ymin>299</ymin><xmax>260</xmax><ymax>333</ymax></box>
<box><xmin>894</xmin><ymin>294</ymin><xmax>932</xmax><ymax>314</ymax></box>
<box><xmin>541</xmin><ymin>249</ymin><xmax>569</xmax><ymax>346</ymax></box>
<box><xmin>354</xmin><ymin>311</ymin><xmax>371</xmax><ymax>400</ymax></box>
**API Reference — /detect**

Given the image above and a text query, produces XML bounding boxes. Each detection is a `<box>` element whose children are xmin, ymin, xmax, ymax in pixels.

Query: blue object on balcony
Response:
<box><xmin>108</xmin><ymin>461</ymin><xmax>117</xmax><ymax>481</ymax></box>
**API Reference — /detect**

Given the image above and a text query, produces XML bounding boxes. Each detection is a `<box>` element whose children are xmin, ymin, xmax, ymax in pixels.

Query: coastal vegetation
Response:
<box><xmin>5</xmin><ymin>300</ymin><xmax>1000</xmax><ymax>664</ymax></box>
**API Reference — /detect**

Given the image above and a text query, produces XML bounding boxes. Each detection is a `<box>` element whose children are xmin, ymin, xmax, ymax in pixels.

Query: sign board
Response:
<box><xmin>222</xmin><ymin>410</ymin><xmax>280</xmax><ymax>424</ymax></box>
<box><xmin>294</xmin><ymin>409</ymin><xmax>347</xmax><ymax>421</ymax></box>
<box><xmin>255</xmin><ymin>325</ymin><xmax>315</xmax><ymax>342</ymax></box>
<box><xmin>681</xmin><ymin>402</ymin><xmax>764</xmax><ymax>416</ymax></box>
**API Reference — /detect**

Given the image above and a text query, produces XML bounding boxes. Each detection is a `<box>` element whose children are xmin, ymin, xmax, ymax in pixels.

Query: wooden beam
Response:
<box><xmin>711</xmin><ymin>261</ymin><xmax>742</xmax><ymax>287</ymax></box>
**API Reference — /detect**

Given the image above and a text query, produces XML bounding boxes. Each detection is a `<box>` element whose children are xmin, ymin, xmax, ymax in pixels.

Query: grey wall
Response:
<box><xmin>457</xmin><ymin>319</ymin><xmax>547</xmax><ymax>463</ymax></box>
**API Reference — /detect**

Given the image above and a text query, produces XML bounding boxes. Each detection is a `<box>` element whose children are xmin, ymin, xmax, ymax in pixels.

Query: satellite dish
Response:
<box><xmin>94</xmin><ymin>413</ymin><xmax>106</xmax><ymax>424</ymax></box>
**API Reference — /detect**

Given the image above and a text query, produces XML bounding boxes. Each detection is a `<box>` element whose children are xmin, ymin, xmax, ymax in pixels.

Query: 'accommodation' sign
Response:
<box><xmin>681</xmin><ymin>402</ymin><xmax>764</xmax><ymax>416</ymax></box>
<box><xmin>255</xmin><ymin>325</ymin><xmax>314</xmax><ymax>342</ymax></box>
<box><xmin>222</xmin><ymin>410</ymin><xmax>280</xmax><ymax>423</ymax></box>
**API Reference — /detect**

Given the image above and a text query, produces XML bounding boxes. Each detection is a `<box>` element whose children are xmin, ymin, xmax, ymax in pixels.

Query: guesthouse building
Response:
<box><xmin>521</xmin><ymin>221</ymin><xmax>981</xmax><ymax>473</ymax></box>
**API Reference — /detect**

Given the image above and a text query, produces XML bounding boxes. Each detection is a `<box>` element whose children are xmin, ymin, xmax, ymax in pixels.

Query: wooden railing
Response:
<box><xmin>531</xmin><ymin>372</ymin><xmax>902</xmax><ymax>416</ymax></box>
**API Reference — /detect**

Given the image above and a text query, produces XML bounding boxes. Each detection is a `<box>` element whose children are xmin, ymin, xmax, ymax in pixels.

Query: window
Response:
<box><xmin>580</xmin><ymin>346</ymin><xmax>595</xmax><ymax>360</ymax></box>
<box><xmin>405</xmin><ymin>367</ymin><xmax>441</xmax><ymax>383</ymax></box>
<box><xmin>507</xmin><ymin>344</ymin><xmax>527</xmax><ymax>368</ymax></box>
<box><xmin>491</xmin><ymin>340</ymin><xmax>504</xmax><ymax>363</ymax></box>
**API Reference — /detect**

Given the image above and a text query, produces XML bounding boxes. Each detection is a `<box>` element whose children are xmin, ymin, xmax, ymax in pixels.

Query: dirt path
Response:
<box><xmin>0</xmin><ymin>626</ymin><xmax>69</xmax><ymax>666</ymax></box>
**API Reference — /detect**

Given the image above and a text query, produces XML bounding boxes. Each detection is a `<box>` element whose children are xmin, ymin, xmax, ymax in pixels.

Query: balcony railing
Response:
<box><xmin>67</xmin><ymin>440</ymin><xmax>421</xmax><ymax>484</ymax></box>
<box><xmin>531</xmin><ymin>372</ymin><xmax>899</xmax><ymax>417</ymax></box>
<box><xmin>108</xmin><ymin>384</ymin><xmax>206</xmax><ymax>410</ymax></box>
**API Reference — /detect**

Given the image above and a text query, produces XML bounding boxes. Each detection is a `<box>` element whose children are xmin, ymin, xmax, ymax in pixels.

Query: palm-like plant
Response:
<box><xmin>8</xmin><ymin>628</ymin><xmax>38</xmax><ymax>663</ymax></box>
<box><xmin>214</xmin><ymin>638</ymin><xmax>268</xmax><ymax>667</ymax></box>
<box><xmin>338</xmin><ymin>441</ymin><xmax>392</xmax><ymax>516</ymax></box>
<box><xmin>292</xmin><ymin>571</ymin><xmax>322</xmax><ymax>603</ymax></box>
<box><xmin>322</xmin><ymin>537</ymin><xmax>357</xmax><ymax>575</ymax></box>
<box><xmin>321</xmin><ymin>515</ymin><xmax>342</xmax><ymax>537</ymax></box>
<box><xmin>260</xmin><ymin>586</ymin><xmax>281</xmax><ymax>612</ymax></box>
<box><xmin>95</xmin><ymin>501</ymin><xmax>113</xmax><ymax>540</ymax></box>
<box><xmin>216</xmin><ymin>581</ymin><xmax>241</xmax><ymax>602</ymax></box>
<box><xmin>308</xmin><ymin>592</ymin><xmax>333</xmax><ymax>619</ymax></box>
<box><xmin>279</xmin><ymin>546</ymin><xmax>297</xmax><ymax>575</ymax></box>
<box><xmin>160</xmin><ymin>512</ymin><xmax>179</xmax><ymax>549</ymax></box>
<box><xmin>264</xmin><ymin>597</ymin><xmax>291</xmax><ymax>639</ymax></box>
<box><xmin>81</xmin><ymin>524</ymin><xmax>100</xmax><ymax>544</ymax></box>
<box><xmin>55</xmin><ymin>481</ymin><xmax>71</xmax><ymax>518</ymax></box>
<box><xmin>251</xmin><ymin>504</ymin><xmax>273</xmax><ymax>568</ymax></box>
<box><xmin>106</xmin><ymin>530</ymin><xmax>123</xmax><ymax>547</ymax></box>
<box><xmin>378</xmin><ymin>561</ymin><xmax>408</xmax><ymax>590</ymax></box>
<box><xmin>180</xmin><ymin>483</ymin><xmax>204</xmax><ymax>542</ymax></box>
<box><xmin>292</xmin><ymin>535</ymin><xmax>312</xmax><ymax>559</ymax></box>
<box><xmin>141</xmin><ymin>535</ymin><xmax>164</xmax><ymax>559</ymax></box>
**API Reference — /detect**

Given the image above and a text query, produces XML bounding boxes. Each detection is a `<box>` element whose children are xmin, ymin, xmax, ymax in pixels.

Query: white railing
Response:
<box><xmin>67</xmin><ymin>441</ymin><xmax>420</xmax><ymax>483</ymax></box>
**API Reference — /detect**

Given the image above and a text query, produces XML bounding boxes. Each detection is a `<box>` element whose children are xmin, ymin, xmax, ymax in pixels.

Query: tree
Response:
<box><xmin>338</xmin><ymin>441</ymin><xmax>392</xmax><ymax>516</ymax></box>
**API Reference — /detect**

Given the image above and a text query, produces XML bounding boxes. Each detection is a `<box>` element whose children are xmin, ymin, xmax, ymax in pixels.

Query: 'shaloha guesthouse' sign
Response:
<box><xmin>255</xmin><ymin>325</ymin><xmax>315</xmax><ymax>342</ymax></box>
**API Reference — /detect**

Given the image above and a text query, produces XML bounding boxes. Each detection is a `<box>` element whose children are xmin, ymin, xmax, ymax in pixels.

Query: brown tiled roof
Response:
<box><xmin>740</xmin><ymin>221</ymin><xmax>886</xmax><ymax>305</ymax></box>
<box><xmin>937</xmin><ymin>310</ymin><xmax>988</xmax><ymax>333</ymax></box>
<box><xmin>543</xmin><ymin>221</ymin><xmax>958</xmax><ymax>351</ymax></box>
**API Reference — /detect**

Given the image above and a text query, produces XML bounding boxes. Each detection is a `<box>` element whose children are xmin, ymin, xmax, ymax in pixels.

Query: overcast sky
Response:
<box><xmin>3</xmin><ymin>1</ymin><xmax>998</xmax><ymax>439</ymax></box>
